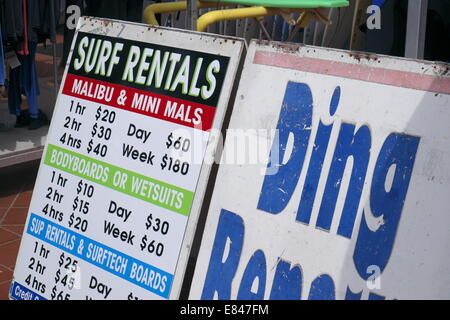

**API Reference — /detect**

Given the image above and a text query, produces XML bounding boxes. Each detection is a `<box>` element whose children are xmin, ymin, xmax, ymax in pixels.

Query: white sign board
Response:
<box><xmin>190</xmin><ymin>41</ymin><xmax>450</xmax><ymax>300</ymax></box>
<box><xmin>10</xmin><ymin>17</ymin><xmax>243</xmax><ymax>300</ymax></box>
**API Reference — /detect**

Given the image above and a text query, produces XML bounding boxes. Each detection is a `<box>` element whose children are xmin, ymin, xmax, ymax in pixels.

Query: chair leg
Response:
<box><xmin>143</xmin><ymin>1</ymin><xmax>221</xmax><ymax>26</ymax></box>
<box><xmin>256</xmin><ymin>17</ymin><xmax>272</xmax><ymax>41</ymax></box>
<box><xmin>197</xmin><ymin>7</ymin><xmax>307</xmax><ymax>32</ymax></box>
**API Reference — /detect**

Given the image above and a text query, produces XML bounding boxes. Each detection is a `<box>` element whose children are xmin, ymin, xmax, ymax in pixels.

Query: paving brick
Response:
<box><xmin>2</xmin><ymin>225</ymin><xmax>25</xmax><ymax>236</ymax></box>
<box><xmin>1</xmin><ymin>208</ymin><xmax>29</xmax><ymax>225</ymax></box>
<box><xmin>0</xmin><ymin>228</ymin><xmax>19</xmax><ymax>244</ymax></box>
<box><xmin>12</xmin><ymin>191</ymin><xmax>33</xmax><ymax>208</ymax></box>
<box><xmin>0</xmin><ymin>265</ymin><xmax>13</xmax><ymax>284</ymax></box>
<box><xmin>0</xmin><ymin>207</ymin><xmax>7</xmax><ymax>223</ymax></box>
<box><xmin>0</xmin><ymin>281</ymin><xmax>12</xmax><ymax>300</ymax></box>
<box><xmin>0</xmin><ymin>194</ymin><xmax>17</xmax><ymax>209</ymax></box>
<box><xmin>0</xmin><ymin>240</ymin><xmax>21</xmax><ymax>269</ymax></box>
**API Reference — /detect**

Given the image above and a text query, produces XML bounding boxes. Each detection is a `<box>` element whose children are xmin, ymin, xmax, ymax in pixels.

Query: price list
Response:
<box><xmin>9</xmin><ymin>21</ymin><xmax>239</xmax><ymax>300</ymax></box>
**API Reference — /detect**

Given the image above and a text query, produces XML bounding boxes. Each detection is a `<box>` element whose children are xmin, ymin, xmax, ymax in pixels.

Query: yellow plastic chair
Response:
<box><xmin>144</xmin><ymin>0</ymin><xmax>349</xmax><ymax>32</ymax></box>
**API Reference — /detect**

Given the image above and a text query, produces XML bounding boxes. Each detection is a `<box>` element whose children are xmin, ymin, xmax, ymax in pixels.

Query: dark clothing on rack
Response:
<box><xmin>1</xmin><ymin>0</ymin><xmax>60</xmax><ymax>46</ymax></box>
<box><xmin>38</xmin><ymin>0</ymin><xmax>60</xmax><ymax>43</ymax></box>
<box><xmin>26</xmin><ymin>0</ymin><xmax>43</xmax><ymax>44</ymax></box>
<box><xmin>1</xmin><ymin>0</ymin><xmax>24</xmax><ymax>44</ymax></box>
<box><xmin>0</xmin><ymin>25</ymin><xmax>5</xmax><ymax>85</ymax></box>
<box><xmin>85</xmin><ymin>0</ymin><xmax>143</xmax><ymax>23</ymax></box>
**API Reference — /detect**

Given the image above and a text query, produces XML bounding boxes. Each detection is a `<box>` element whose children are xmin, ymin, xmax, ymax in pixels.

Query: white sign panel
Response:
<box><xmin>10</xmin><ymin>17</ymin><xmax>243</xmax><ymax>300</ymax></box>
<box><xmin>190</xmin><ymin>41</ymin><xmax>450</xmax><ymax>300</ymax></box>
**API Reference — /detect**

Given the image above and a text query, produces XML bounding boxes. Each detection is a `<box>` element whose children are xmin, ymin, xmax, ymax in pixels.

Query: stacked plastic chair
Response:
<box><xmin>144</xmin><ymin>0</ymin><xmax>349</xmax><ymax>32</ymax></box>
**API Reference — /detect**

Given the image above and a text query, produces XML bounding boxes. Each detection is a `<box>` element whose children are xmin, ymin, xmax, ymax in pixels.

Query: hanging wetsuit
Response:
<box><xmin>0</xmin><ymin>24</ymin><xmax>5</xmax><ymax>86</ymax></box>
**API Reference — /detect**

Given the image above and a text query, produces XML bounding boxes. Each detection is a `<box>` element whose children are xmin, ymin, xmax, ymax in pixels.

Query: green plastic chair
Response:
<box><xmin>144</xmin><ymin>0</ymin><xmax>349</xmax><ymax>32</ymax></box>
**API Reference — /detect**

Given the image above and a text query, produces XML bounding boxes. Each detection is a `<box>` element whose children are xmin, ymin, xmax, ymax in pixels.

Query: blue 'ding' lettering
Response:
<box><xmin>257</xmin><ymin>81</ymin><xmax>313</xmax><ymax>214</ymax></box>
<box><xmin>201</xmin><ymin>82</ymin><xmax>420</xmax><ymax>300</ymax></box>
